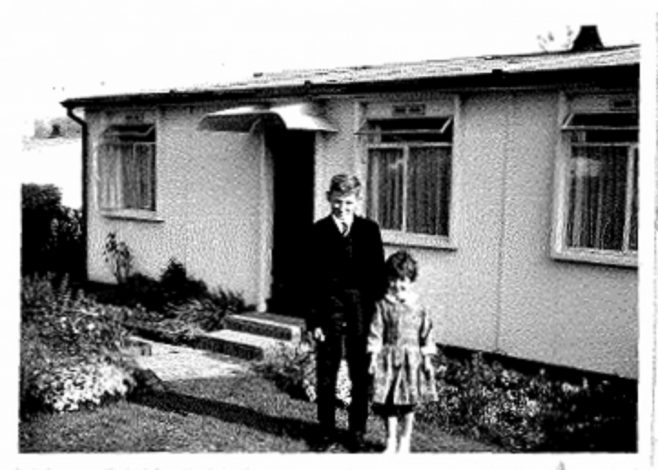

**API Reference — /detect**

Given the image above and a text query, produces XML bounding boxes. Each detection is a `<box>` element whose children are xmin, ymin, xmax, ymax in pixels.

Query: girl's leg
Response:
<box><xmin>398</xmin><ymin>411</ymin><xmax>414</xmax><ymax>453</ymax></box>
<box><xmin>384</xmin><ymin>413</ymin><xmax>398</xmax><ymax>453</ymax></box>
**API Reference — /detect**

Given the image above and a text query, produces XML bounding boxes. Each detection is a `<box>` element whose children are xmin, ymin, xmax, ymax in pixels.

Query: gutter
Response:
<box><xmin>64</xmin><ymin>107</ymin><xmax>89</xmax><ymax>283</ymax></box>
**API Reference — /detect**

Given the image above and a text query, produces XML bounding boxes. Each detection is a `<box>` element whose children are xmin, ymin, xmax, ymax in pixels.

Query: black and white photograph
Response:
<box><xmin>3</xmin><ymin>0</ymin><xmax>657</xmax><ymax>468</ymax></box>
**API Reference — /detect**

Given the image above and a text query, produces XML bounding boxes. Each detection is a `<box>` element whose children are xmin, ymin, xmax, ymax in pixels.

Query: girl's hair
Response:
<box><xmin>327</xmin><ymin>174</ymin><xmax>361</xmax><ymax>197</ymax></box>
<box><xmin>385</xmin><ymin>250</ymin><xmax>418</xmax><ymax>282</ymax></box>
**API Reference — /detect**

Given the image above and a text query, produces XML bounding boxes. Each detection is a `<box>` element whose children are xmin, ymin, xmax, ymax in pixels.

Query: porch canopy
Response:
<box><xmin>198</xmin><ymin>102</ymin><xmax>337</xmax><ymax>133</ymax></box>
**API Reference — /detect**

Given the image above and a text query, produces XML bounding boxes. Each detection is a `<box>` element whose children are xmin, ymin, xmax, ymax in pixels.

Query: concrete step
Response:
<box><xmin>223</xmin><ymin>312</ymin><xmax>305</xmax><ymax>342</ymax></box>
<box><xmin>194</xmin><ymin>329</ymin><xmax>291</xmax><ymax>361</ymax></box>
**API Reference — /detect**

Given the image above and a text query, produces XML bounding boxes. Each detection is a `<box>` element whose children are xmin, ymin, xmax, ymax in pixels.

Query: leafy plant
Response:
<box><xmin>416</xmin><ymin>350</ymin><xmax>636</xmax><ymax>452</ymax></box>
<box><xmin>21</xmin><ymin>184</ymin><xmax>83</xmax><ymax>280</ymax></box>
<box><xmin>253</xmin><ymin>340</ymin><xmax>352</xmax><ymax>407</ymax></box>
<box><xmin>20</xmin><ymin>274</ymin><xmax>137</xmax><ymax>416</ymax></box>
<box><xmin>103</xmin><ymin>232</ymin><xmax>133</xmax><ymax>284</ymax></box>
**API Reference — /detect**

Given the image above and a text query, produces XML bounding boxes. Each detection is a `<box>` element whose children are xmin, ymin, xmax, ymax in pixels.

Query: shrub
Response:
<box><xmin>159</xmin><ymin>258</ymin><xmax>208</xmax><ymax>304</ymax></box>
<box><xmin>416</xmin><ymin>350</ymin><xmax>637</xmax><ymax>452</ymax></box>
<box><xmin>20</xmin><ymin>274</ymin><xmax>136</xmax><ymax>416</ymax></box>
<box><xmin>103</xmin><ymin>232</ymin><xmax>133</xmax><ymax>284</ymax></box>
<box><xmin>21</xmin><ymin>184</ymin><xmax>83</xmax><ymax>280</ymax></box>
<box><xmin>253</xmin><ymin>340</ymin><xmax>352</xmax><ymax>407</ymax></box>
<box><xmin>26</xmin><ymin>357</ymin><xmax>135</xmax><ymax>413</ymax></box>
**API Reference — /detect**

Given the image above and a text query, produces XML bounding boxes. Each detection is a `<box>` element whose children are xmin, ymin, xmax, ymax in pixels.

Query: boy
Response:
<box><xmin>306</xmin><ymin>174</ymin><xmax>385</xmax><ymax>451</ymax></box>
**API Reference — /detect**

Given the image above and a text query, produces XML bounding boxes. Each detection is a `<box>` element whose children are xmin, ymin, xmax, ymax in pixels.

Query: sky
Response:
<box><xmin>3</xmin><ymin>0</ymin><xmax>651</xmax><ymax>208</ymax></box>
<box><xmin>3</xmin><ymin>0</ymin><xmax>651</xmax><ymax>126</ymax></box>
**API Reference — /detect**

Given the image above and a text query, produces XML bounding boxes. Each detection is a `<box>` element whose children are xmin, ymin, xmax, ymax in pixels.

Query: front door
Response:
<box><xmin>267</xmin><ymin>129</ymin><xmax>315</xmax><ymax>315</ymax></box>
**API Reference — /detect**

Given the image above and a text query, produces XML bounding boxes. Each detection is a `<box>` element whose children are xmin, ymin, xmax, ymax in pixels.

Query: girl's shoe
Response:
<box><xmin>383</xmin><ymin>439</ymin><xmax>397</xmax><ymax>454</ymax></box>
<box><xmin>397</xmin><ymin>436</ymin><xmax>411</xmax><ymax>453</ymax></box>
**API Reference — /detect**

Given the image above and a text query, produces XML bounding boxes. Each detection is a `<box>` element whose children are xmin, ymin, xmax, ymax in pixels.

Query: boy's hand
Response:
<box><xmin>423</xmin><ymin>356</ymin><xmax>433</xmax><ymax>373</ymax></box>
<box><xmin>312</xmin><ymin>327</ymin><xmax>325</xmax><ymax>343</ymax></box>
<box><xmin>368</xmin><ymin>354</ymin><xmax>377</xmax><ymax>375</ymax></box>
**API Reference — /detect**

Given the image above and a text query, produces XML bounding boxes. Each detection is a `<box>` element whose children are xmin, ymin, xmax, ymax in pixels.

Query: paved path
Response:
<box><xmin>132</xmin><ymin>337</ymin><xmax>251</xmax><ymax>381</ymax></box>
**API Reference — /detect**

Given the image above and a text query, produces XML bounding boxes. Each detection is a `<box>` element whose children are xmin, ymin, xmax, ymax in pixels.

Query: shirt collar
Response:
<box><xmin>332</xmin><ymin>215</ymin><xmax>354</xmax><ymax>233</ymax></box>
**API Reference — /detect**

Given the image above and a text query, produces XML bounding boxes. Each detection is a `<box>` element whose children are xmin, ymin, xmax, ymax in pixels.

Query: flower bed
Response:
<box><xmin>20</xmin><ymin>274</ymin><xmax>138</xmax><ymax>416</ymax></box>
<box><xmin>252</xmin><ymin>339</ymin><xmax>636</xmax><ymax>452</ymax></box>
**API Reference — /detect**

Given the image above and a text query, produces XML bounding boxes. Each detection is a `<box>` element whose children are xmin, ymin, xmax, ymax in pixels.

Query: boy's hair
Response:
<box><xmin>327</xmin><ymin>174</ymin><xmax>361</xmax><ymax>197</ymax></box>
<box><xmin>385</xmin><ymin>250</ymin><xmax>418</xmax><ymax>282</ymax></box>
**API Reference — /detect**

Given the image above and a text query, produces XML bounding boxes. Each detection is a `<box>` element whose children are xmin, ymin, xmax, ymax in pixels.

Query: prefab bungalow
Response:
<box><xmin>61</xmin><ymin>27</ymin><xmax>639</xmax><ymax>379</ymax></box>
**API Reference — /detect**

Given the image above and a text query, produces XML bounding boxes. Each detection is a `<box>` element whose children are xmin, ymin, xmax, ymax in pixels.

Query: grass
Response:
<box><xmin>19</xmin><ymin>372</ymin><xmax>501</xmax><ymax>453</ymax></box>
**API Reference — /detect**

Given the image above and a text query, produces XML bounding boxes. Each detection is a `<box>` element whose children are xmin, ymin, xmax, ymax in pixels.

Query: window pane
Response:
<box><xmin>407</xmin><ymin>146</ymin><xmax>451</xmax><ymax>235</ymax></box>
<box><xmin>99</xmin><ymin>144</ymin><xmax>124</xmax><ymax>209</ymax></box>
<box><xmin>629</xmin><ymin>147</ymin><xmax>638</xmax><ymax>251</ymax></box>
<box><xmin>135</xmin><ymin>143</ymin><xmax>155</xmax><ymax>210</ymax></box>
<box><xmin>566</xmin><ymin>146</ymin><xmax>628</xmax><ymax>251</ymax></box>
<box><xmin>121</xmin><ymin>146</ymin><xmax>140</xmax><ymax>209</ymax></box>
<box><xmin>368</xmin><ymin>148</ymin><xmax>404</xmax><ymax>230</ymax></box>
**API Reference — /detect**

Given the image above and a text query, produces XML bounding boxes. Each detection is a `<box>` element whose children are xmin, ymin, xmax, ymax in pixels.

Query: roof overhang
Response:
<box><xmin>197</xmin><ymin>102</ymin><xmax>337</xmax><ymax>133</ymax></box>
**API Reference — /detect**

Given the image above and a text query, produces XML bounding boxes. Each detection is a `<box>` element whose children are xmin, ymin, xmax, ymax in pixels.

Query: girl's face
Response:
<box><xmin>388</xmin><ymin>276</ymin><xmax>413</xmax><ymax>299</ymax></box>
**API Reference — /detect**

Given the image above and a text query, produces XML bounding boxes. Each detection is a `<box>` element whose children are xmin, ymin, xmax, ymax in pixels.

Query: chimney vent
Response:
<box><xmin>571</xmin><ymin>25</ymin><xmax>604</xmax><ymax>52</ymax></box>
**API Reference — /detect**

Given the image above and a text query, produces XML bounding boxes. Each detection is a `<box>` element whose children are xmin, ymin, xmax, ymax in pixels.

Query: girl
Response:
<box><xmin>367</xmin><ymin>250</ymin><xmax>438</xmax><ymax>453</ymax></box>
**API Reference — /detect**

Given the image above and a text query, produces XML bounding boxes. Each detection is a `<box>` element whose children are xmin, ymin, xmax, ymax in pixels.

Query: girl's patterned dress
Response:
<box><xmin>367</xmin><ymin>294</ymin><xmax>438</xmax><ymax>408</ymax></box>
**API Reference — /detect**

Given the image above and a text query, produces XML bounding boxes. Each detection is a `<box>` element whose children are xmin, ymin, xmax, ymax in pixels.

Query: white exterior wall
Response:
<box><xmin>86</xmin><ymin>105</ymin><xmax>265</xmax><ymax>306</ymax></box>
<box><xmin>83</xmin><ymin>86</ymin><xmax>637</xmax><ymax>377</ymax></box>
<box><xmin>321</xmin><ymin>90</ymin><xmax>637</xmax><ymax>378</ymax></box>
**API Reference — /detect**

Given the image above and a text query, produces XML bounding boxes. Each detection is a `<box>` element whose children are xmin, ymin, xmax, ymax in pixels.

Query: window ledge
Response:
<box><xmin>551</xmin><ymin>248</ymin><xmax>637</xmax><ymax>268</ymax></box>
<box><xmin>100</xmin><ymin>209</ymin><xmax>164</xmax><ymax>223</ymax></box>
<box><xmin>381</xmin><ymin>230</ymin><xmax>457</xmax><ymax>250</ymax></box>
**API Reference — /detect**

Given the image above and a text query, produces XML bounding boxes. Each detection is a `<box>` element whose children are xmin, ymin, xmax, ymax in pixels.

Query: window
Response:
<box><xmin>556</xmin><ymin>110</ymin><xmax>638</xmax><ymax>264</ymax></box>
<box><xmin>362</xmin><ymin>116</ymin><xmax>453</xmax><ymax>242</ymax></box>
<box><xmin>98</xmin><ymin>124</ymin><xmax>156</xmax><ymax>212</ymax></box>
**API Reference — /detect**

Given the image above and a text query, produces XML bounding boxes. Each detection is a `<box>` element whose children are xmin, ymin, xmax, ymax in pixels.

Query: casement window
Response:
<box><xmin>98</xmin><ymin>124</ymin><xmax>156</xmax><ymax>212</ymax></box>
<box><xmin>361</xmin><ymin>113</ymin><xmax>453</xmax><ymax>246</ymax></box>
<box><xmin>554</xmin><ymin>103</ymin><xmax>638</xmax><ymax>266</ymax></box>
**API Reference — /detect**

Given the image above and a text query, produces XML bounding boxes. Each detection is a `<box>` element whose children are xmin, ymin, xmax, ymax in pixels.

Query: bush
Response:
<box><xmin>253</xmin><ymin>340</ymin><xmax>352</xmax><ymax>407</ymax></box>
<box><xmin>416</xmin><ymin>350</ymin><xmax>637</xmax><ymax>452</ymax></box>
<box><xmin>20</xmin><ymin>274</ymin><xmax>136</xmax><ymax>416</ymax></box>
<box><xmin>22</xmin><ymin>184</ymin><xmax>83</xmax><ymax>280</ymax></box>
<box><xmin>27</xmin><ymin>357</ymin><xmax>134</xmax><ymax>413</ymax></box>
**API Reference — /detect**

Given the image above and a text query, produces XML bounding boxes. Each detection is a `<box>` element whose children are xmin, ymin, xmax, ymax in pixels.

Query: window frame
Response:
<box><xmin>97</xmin><ymin>123</ymin><xmax>161</xmax><ymax>222</ymax></box>
<box><xmin>362</xmin><ymin>110</ymin><xmax>457</xmax><ymax>250</ymax></box>
<box><xmin>551</xmin><ymin>94</ymin><xmax>638</xmax><ymax>268</ymax></box>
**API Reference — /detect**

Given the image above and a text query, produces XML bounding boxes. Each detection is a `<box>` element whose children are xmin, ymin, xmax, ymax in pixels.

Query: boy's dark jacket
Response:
<box><xmin>306</xmin><ymin>214</ymin><xmax>386</xmax><ymax>336</ymax></box>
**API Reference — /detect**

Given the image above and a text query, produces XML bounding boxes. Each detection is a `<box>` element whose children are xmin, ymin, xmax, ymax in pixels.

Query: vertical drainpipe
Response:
<box><xmin>65</xmin><ymin>107</ymin><xmax>89</xmax><ymax>282</ymax></box>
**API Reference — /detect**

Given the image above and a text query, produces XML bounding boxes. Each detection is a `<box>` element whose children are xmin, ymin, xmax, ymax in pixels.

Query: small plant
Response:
<box><xmin>103</xmin><ymin>232</ymin><xmax>133</xmax><ymax>284</ymax></box>
<box><xmin>254</xmin><ymin>340</ymin><xmax>352</xmax><ymax>407</ymax></box>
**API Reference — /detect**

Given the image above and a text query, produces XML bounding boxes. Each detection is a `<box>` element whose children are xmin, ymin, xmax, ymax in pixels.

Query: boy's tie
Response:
<box><xmin>341</xmin><ymin>221</ymin><xmax>349</xmax><ymax>236</ymax></box>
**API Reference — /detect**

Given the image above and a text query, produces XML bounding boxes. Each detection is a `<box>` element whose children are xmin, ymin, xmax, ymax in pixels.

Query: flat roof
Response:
<box><xmin>62</xmin><ymin>44</ymin><xmax>639</xmax><ymax>109</ymax></box>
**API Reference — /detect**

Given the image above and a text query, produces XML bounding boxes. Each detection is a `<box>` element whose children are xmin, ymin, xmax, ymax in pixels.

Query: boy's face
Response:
<box><xmin>327</xmin><ymin>191</ymin><xmax>358</xmax><ymax>221</ymax></box>
<box><xmin>389</xmin><ymin>276</ymin><xmax>413</xmax><ymax>298</ymax></box>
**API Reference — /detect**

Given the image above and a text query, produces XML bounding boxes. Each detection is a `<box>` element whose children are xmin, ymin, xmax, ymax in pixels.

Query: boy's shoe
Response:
<box><xmin>346</xmin><ymin>432</ymin><xmax>367</xmax><ymax>453</ymax></box>
<box><xmin>310</xmin><ymin>430</ymin><xmax>341</xmax><ymax>452</ymax></box>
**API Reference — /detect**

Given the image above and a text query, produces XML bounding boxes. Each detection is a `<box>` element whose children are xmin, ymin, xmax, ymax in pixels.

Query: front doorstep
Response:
<box><xmin>124</xmin><ymin>313</ymin><xmax>304</xmax><ymax>361</ymax></box>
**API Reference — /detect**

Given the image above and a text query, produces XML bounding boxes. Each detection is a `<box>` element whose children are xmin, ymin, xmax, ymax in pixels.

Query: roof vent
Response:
<box><xmin>571</xmin><ymin>25</ymin><xmax>604</xmax><ymax>52</ymax></box>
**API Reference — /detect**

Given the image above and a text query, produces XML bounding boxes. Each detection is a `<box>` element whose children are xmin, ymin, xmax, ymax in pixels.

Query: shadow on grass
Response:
<box><xmin>130</xmin><ymin>390</ymin><xmax>334</xmax><ymax>449</ymax></box>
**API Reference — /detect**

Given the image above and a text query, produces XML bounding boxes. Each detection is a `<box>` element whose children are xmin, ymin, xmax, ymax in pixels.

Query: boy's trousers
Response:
<box><xmin>315</xmin><ymin>292</ymin><xmax>370</xmax><ymax>436</ymax></box>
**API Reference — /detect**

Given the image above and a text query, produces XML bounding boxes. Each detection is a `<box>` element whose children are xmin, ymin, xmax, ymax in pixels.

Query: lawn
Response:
<box><xmin>19</xmin><ymin>371</ymin><xmax>500</xmax><ymax>453</ymax></box>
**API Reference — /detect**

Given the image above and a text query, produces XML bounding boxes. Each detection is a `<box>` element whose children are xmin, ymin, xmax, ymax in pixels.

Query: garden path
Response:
<box><xmin>133</xmin><ymin>337</ymin><xmax>252</xmax><ymax>381</ymax></box>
